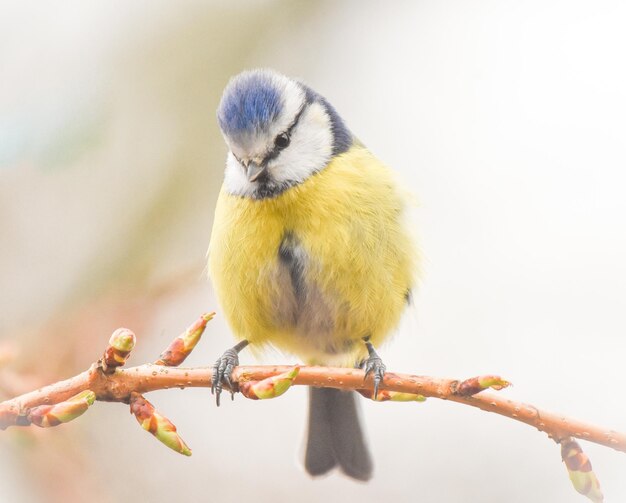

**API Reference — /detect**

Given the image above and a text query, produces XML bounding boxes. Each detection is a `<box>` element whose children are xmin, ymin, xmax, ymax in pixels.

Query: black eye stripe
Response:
<box><xmin>230</xmin><ymin>102</ymin><xmax>309</xmax><ymax>168</ymax></box>
<box><xmin>262</xmin><ymin>102</ymin><xmax>308</xmax><ymax>164</ymax></box>
<box><xmin>285</xmin><ymin>102</ymin><xmax>308</xmax><ymax>136</ymax></box>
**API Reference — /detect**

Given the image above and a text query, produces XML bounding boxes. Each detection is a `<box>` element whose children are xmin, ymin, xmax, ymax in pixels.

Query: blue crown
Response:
<box><xmin>217</xmin><ymin>71</ymin><xmax>283</xmax><ymax>137</ymax></box>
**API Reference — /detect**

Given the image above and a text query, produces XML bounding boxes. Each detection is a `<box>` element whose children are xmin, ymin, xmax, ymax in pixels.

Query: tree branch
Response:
<box><xmin>0</xmin><ymin>362</ymin><xmax>623</xmax><ymax>455</ymax></box>
<box><xmin>0</xmin><ymin>313</ymin><xmax>613</xmax><ymax>502</ymax></box>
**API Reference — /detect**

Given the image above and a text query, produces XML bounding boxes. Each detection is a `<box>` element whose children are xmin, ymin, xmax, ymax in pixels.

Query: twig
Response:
<box><xmin>0</xmin><ymin>313</ymin><xmax>614</xmax><ymax>502</ymax></box>
<box><xmin>0</xmin><ymin>363</ymin><xmax>622</xmax><ymax>454</ymax></box>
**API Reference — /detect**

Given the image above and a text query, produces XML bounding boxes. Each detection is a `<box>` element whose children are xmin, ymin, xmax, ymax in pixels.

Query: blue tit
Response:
<box><xmin>208</xmin><ymin>69</ymin><xmax>418</xmax><ymax>481</ymax></box>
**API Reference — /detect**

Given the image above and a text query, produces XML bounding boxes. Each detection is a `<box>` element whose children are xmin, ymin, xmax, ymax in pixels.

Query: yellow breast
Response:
<box><xmin>208</xmin><ymin>145</ymin><xmax>418</xmax><ymax>365</ymax></box>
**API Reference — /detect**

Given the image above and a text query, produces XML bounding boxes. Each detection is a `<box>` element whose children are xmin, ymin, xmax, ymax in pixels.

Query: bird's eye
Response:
<box><xmin>274</xmin><ymin>133</ymin><xmax>290</xmax><ymax>149</ymax></box>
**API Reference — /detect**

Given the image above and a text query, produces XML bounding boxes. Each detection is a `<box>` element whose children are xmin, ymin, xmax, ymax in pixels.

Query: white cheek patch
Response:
<box><xmin>268</xmin><ymin>102</ymin><xmax>333</xmax><ymax>185</ymax></box>
<box><xmin>223</xmin><ymin>152</ymin><xmax>253</xmax><ymax>195</ymax></box>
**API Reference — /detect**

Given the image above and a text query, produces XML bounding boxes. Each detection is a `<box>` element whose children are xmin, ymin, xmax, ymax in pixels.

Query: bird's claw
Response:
<box><xmin>211</xmin><ymin>348</ymin><xmax>239</xmax><ymax>406</ymax></box>
<box><xmin>362</xmin><ymin>350</ymin><xmax>386</xmax><ymax>400</ymax></box>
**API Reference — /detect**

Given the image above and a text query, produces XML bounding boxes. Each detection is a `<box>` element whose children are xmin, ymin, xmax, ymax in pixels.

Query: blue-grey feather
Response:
<box><xmin>218</xmin><ymin>70</ymin><xmax>353</xmax><ymax>158</ymax></box>
<box><xmin>218</xmin><ymin>72</ymin><xmax>283</xmax><ymax>137</ymax></box>
<box><xmin>300</xmin><ymin>84</ymin><xmax>353</xmax><ymax>156</ymax></box>
<box><xmin>278</xmin><ymin>231</ymin><xmax>307</xmax><ymax>309</ymax></box>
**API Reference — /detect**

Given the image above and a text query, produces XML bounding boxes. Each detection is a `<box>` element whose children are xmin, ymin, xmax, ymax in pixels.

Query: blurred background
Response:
<box><xmin>2</xmin><ymin>1</ymin><xmax>626</xmax><ymax>501</ymax></box>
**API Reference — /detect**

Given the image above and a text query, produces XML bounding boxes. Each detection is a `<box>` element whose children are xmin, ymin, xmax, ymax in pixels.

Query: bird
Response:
<box><xmin>208</xmin><ymin>69</ymin><xmax>418</xmax><ymax>481</ymax></box>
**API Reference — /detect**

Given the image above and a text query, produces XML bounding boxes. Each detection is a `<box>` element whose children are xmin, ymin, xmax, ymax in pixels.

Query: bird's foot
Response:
<box><xmin>211</xmin><ymin>340</ymin><xmax>248</xmax><ymax>406</ymax></box>
<box><xmin>360</xmin><ymin>337</ymin><xmax>386</xmax><ymax>400</ymax></box>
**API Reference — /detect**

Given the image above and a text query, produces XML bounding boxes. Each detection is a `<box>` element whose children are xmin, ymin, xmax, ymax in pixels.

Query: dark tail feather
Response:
<box><xmin>304</xmin><ymin>387</ymin><xmax>373</xmax><ymax>481</ymax></box>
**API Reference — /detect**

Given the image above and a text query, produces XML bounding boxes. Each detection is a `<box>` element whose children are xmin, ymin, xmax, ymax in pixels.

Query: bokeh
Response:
<box><xmin>2</xmin><ymin>1</ymin><xmax>626</xmax><ymax>502</ymax></box>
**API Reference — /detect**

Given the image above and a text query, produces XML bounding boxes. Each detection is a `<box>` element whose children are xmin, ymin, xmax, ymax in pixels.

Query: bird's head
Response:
<box><xmin>217</xmin><ymin>69</ymin><xmax>352</xmax><ymax>199</ymax></box>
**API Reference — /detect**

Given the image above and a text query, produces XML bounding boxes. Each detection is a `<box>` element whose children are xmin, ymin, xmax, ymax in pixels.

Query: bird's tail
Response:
<box><xmin>304</xmin><ymin>387</ymin><xmax>373</xmax><ymax>481</ymax></box>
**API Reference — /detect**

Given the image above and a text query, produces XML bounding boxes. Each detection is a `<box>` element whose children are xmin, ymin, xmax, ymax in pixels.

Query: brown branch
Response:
<box><xmin>0</xmin><ymin>362</ymin><xmax>623</xmax><ymax>455</ymax></box>
<box><xmin>0</xmin><ymin>313</ymin><xmax>613</xmax><ymax>501</ymax></box>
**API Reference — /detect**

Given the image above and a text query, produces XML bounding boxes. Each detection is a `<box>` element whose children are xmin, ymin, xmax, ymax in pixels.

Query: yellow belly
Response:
<box><xmin>208</xmin><ymin>145</ymin><xmax>418</xmax><ymax>365</ymax></box>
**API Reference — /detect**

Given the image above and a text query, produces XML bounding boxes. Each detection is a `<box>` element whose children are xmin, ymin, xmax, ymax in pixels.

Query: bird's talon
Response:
<box><xmin>362</xmin><ymin>341</ymin><xmax>386</xmax><ymax>400</ymax></box>
<box><xmin>211</xmin><ymin>348</ymin><xmax>240</xmax><ymax>406</ymax></box>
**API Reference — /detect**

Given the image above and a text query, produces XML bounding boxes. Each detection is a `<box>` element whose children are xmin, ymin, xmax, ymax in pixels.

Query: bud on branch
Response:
<box><xmin>102</xmin><ymin>328</ymin><xmax>136</xmax><ymax>374</ymax></box>
<box><xmin>561</xmin><ymin>437</ymin><xmax>604</xmax><ymax>502</ymax></box>
<box><xmin>155</xmin><ymin>312</ymin><xmax>214</xmax><ymax>367</ymax></box>
<box><xmin>130</xmin><ymin>392</ymin><xmax>191</xmax><ymax>456</ymax></box>
<box><xmin>28</xmin><ymin>390</ymin><xmax>96</xmax><ymax>427</ymax></box>
<box><xmin>0</xmin><ymin>313</ymin><xmax>623</xmax><ymax>502</ymax></box>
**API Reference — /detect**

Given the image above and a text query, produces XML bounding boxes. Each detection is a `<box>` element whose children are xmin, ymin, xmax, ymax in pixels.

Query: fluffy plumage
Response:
<box><xmin>209</xmin><ymin>69</ymin><xmax>418</xmax><ymax>480</ymax></box>
<box><xmin>209</xmin><ymin>145</ymin><xmax>416</xmax><ymax>365</ymax></box>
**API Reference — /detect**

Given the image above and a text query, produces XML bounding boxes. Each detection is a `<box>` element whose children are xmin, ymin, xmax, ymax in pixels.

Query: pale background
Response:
<box><xmin>1</xmin><ymin>1</ymin><xmax>626</xmax><ymax>502</ymax></box>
